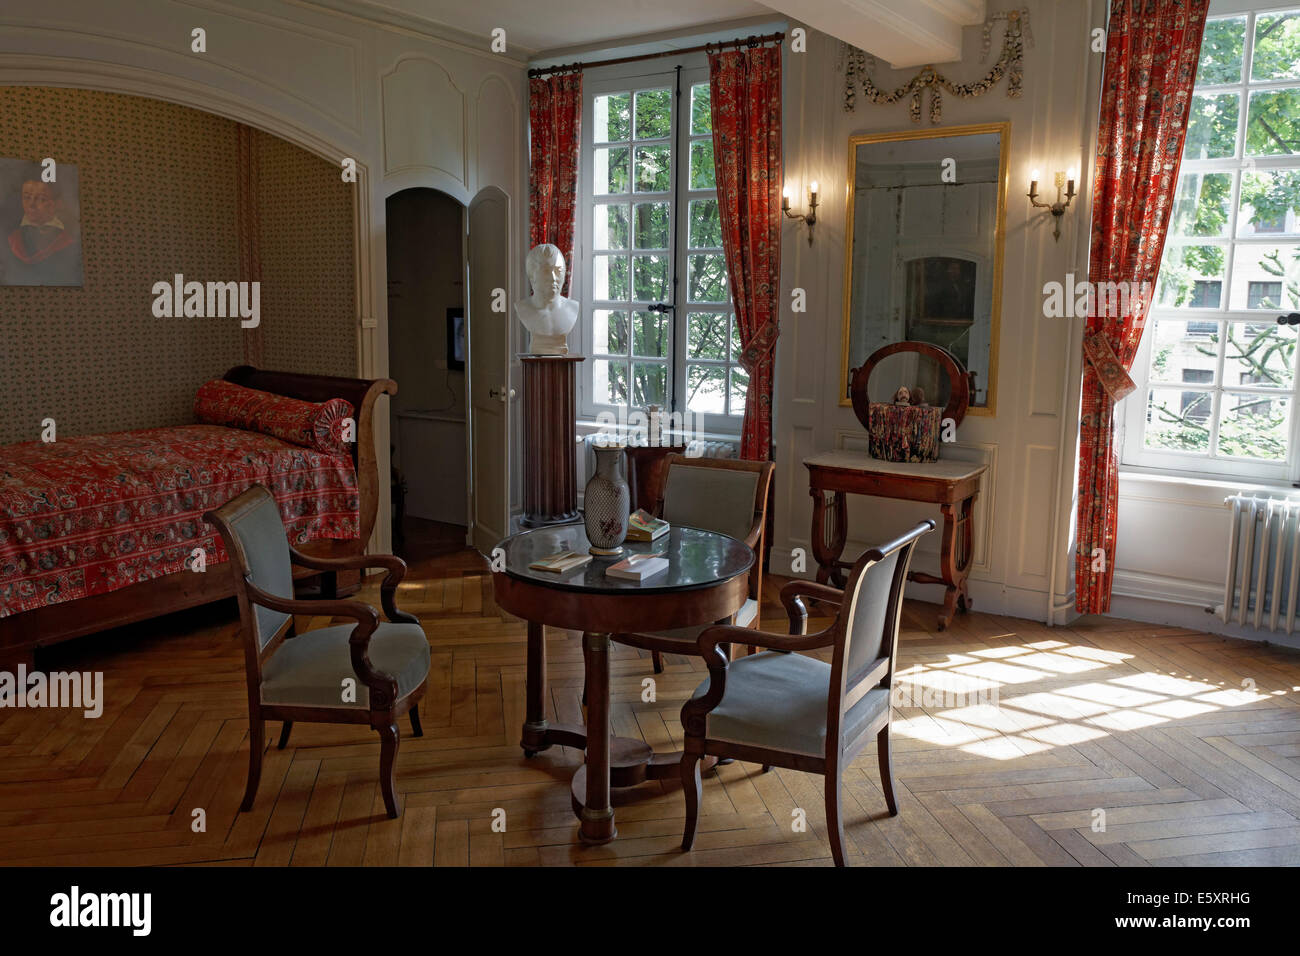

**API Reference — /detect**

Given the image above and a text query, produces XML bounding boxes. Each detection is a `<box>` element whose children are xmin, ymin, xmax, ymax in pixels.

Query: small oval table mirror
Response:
<box><xmin>850</xmin><ymin>340</ymin><xmax>970</xmax><ymax>433</ymax></box>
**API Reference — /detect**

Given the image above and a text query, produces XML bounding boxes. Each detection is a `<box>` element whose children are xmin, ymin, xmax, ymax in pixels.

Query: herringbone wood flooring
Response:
<box><xmin>3</xmin><ymin>547</ymin><xmax>1300</xmax><ymax>867</ymax></box>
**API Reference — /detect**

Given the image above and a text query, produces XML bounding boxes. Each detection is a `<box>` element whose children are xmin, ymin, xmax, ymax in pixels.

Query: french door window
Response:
<box><xmin>578</xmin><ymin>60</ymin><xmax>744</xmax><ymax>435</ymax></box>
<box><xmin>1123</xmin><ymin>6</ymin><xmax>1300</xmax><ymax>481</ymax></box>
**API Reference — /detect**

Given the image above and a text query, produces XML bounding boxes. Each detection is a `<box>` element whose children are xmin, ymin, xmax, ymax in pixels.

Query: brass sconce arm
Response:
<box><xmin>783</xmin><ymin>182</ymin><xmax>819</xmax><ymax>244</ymax></box>
<box><xmin>1028</xmin><ymin>170</ymin><xmax>1077</xmax><ymax>242</ymax></box>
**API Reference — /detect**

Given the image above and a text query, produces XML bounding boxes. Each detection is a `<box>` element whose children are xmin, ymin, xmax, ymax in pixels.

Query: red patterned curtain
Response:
<box><xmin>1076</xmin><ymin>0</ymin><xmax>1209</xmax><ymax>613</ymax></box>
<box><xmin>708</xmin><ymin>44</ymin><xmax>782</xmax><ymax>461</ymax></box>
<box><xmin>528</xmin><ymin>71</ymin><xmax>582</xmax><ymax>296</ymax></box>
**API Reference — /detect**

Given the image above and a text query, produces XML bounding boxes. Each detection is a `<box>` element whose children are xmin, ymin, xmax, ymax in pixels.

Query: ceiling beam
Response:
<box><xmin>759</xmin><ymin>0</ymin><xmax>986</xmax><ymax>67</ymax></box>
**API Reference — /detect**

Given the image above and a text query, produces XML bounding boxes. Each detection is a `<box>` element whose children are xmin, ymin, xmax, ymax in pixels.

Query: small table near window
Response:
<box><xmin>491</xmin><ymin>523</ymin><xmax>752</xmax><ymax>844</ymax></box>
<box><xmin>804</xmin><ymin>450</ymin><xmax>986</xmax><ymax>631</ymax></box>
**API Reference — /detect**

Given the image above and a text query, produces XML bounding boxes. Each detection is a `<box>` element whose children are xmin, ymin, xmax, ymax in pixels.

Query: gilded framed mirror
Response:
<box><xmin>839</xmin><ymin>121</ymin><xmax>1010</xmax><ymax>415</ymax></box>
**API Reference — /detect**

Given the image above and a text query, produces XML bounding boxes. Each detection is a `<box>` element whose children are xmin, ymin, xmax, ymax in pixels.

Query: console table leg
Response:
<box><xmin>521</xmin><ymin>620</ymin><xmax>549</xmax><ymax>755</ymax></box>
<box><xmin>936</xmin><ymin>494</ymin><xmax>977</xmax><ymax>631</ymax></box>
<box><xmin>578</xmin><ymin>631</ymin><xmax>616</xmax><ymax>844</ymax></box>
<box><xmin>810</xmin><ymin>489</ymin><xmax>848</xmax><ymax>588</ymax></box>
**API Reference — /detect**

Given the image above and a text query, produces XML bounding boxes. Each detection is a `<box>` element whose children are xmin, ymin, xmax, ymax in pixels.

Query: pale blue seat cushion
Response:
<box><xmin>692</xmin><ymin>651</ymin><xmax>890</xmax><ymax>757</ymax></box>
<box><xmin>261</xmin><ymin>623</ymin><xmax>430</xmax><ymax>709</ymax></box>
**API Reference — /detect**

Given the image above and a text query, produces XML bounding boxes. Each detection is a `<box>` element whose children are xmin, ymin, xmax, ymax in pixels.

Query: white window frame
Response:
<box><xmin>1121</xmin><ymin>3</ymin><xmax>1300</xmax><ymax>483</ymax></box>
<box><xmin>575</xmin><ymin>56</ymin><xmax>744</xmax><ymax>437</ymax></box>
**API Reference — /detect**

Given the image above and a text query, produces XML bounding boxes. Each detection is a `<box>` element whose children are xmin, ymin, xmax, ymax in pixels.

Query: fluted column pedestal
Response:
<box><xmin>520</xmin><ymin>355</ymin><xmax>584</xmax><ymax>528</ymax></box>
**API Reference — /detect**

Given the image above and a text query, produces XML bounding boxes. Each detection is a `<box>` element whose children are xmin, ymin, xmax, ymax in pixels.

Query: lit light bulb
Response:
<box><xmin>1066</xmin><ymin>167</ymin><xmax>1077</xmax><ymax>181</ymax></box>
<box><xmin>1031</xmin><ymin>168</ymin><xmax>1041</xmax><ymax>181</ymax></box>
<box><xmin>810</xmin><ymin>180</ymin><xmax>819</xmax><ymax>195</ymax></box>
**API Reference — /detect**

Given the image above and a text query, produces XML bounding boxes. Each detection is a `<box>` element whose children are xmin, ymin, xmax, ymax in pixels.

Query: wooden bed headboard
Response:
<box><xmin>222</xmin><ymin>365</ymin><xmax>398</xmax><ymax>545</ymax></box>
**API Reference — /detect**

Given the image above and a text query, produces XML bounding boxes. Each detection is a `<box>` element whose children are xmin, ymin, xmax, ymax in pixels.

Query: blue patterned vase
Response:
<box><xmin>583</xmin><ymin>443</ymin><xmax>629</xmax><ymax>555</ymax></box>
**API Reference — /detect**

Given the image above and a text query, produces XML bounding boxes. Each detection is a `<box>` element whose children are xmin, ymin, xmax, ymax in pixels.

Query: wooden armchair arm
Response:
<box><xmin>288</xmin><ymin>548</ymin><xmax>417</xmax><ymax>624</ymax></box>
<box><xmin>780</xmin><ymin>579</ymin><xmax>843</xmax><ymax>634</ymax></box>
<box><xmin>245</xmin><ymin>579</ymin><xmax>401</xmax><ymax>711</ymax></box>
<box><xmin>743</xmin><ymin>515</ymin><xmax>764</xmax><ymax>551</ymax></box>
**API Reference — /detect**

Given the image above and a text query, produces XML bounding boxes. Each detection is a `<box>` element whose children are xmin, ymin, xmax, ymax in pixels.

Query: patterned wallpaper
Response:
<box><xmin>257</xmin><ymin>133</ymin><xmax>357</xmax><ymax>378</ymax></box>
<box><xmin>0</xmin><ymin>87</ymin><xmax>356</xmax><ymax>446</ymax></box>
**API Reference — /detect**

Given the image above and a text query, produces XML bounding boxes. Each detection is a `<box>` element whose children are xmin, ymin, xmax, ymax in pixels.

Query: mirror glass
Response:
<box><xmin>866</xmin><ymin>351</ymin><xmax>952</xmax><ymax>409</ymax></box>
<box><xmin>840</xmin><ymin>123</ymin><xmax>1008</xmax><ymax>412</ymax></box>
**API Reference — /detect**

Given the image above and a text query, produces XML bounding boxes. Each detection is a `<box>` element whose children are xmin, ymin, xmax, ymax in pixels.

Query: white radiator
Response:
<box><xmin>1220</xmin><ymin>494</ymin><xmax>1300</xmax><ymax>632</ymax></box>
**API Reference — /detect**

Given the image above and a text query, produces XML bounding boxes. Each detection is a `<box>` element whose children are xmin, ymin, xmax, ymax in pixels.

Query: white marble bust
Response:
<box><xmin>514</xmin><ymin>243</ymin><xmax>579</xmax><ymax>355</ymax></box>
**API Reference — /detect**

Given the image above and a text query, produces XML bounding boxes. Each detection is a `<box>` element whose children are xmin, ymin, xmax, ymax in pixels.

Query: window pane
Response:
<box><xmin>594</xmin><ymin>147</ymin><xmax>629</xmax><ymax>194</ymax></box>
<box><xmin>634</xmin><ymin>144</ymin><xmax>671</xmax><ymax>192</ymax></box>
<box><xmin>631</xmin><ymin>310</ymin><xmax>668</xmax><ymax>358</ymax></box>
<box><xmin>687</xmin><ymin>365</ymin><xmax>727</xmax><ymax>414</ymax></box>
<box><xmin>634</xmin><ymin>89</ymin><xmax>672</xmax><ymax>139</ymax></box>
<box><xmin>1251</xmin><ymin>11</ymin><xmax>1300</xmax><ymax>82</ymax></box>
<box><xmin>632</xmin><ymin>254</ymin><xmax>669</xmax><ymax>302</ymax></box>
<box><xmin>1229</xmin><ymin>243</ymin><xmax>1300</xmax><ymax>310</ymax></box>
<box><xmin>690</xmin><ymin>140</ymin><xmax>716</xmax><ymax>189</ymax></box>
<box><xmin>1185</xmin><ymin>93</ymin><xmax>1239</xmax><ymax>159</ymax></box>
<box><xmin>687</xmin><ymin>312</ymin><xmax>727</xmax><ymax>360</ymax></box>
<box><xmin>631</xmin><ymin>362</ymin><xmax>668</xmax><ymax>406</ymax></box>
<box><xmin>593</xmin><ymin>93</ymin><xmax>631</xmax><ymax>142</ymax></box>
<box><xmin>1239</xmin><ymin>169</ymin><xmax>1300</xmax><ymax>237</ymax></box>
<box><xmin>1148</xmin><ymin>318</ymin><xmax>1220</xmax><ymax>385</ymax></box>
<box><xmin>1156</xmin><ymin>245</ymin><xmax>1227</xmax><ymax>307</ymax></box>
<box><xmin>729</xmin><ymin>366</ymin><xmax>749</xmax><ymax>415</ymax></box>
<box><xmin>1223</xmin><ymin>322</ymin><xmax>1296</xmax><ymax>390</ymax></box>
<box><xmin>1142</xmin><ymin>386</ymin><xmax>1212</xmax><ymax>454</ymax></box>
<box><xmin>688</xmin><ymin>199</ymin><xmax>723</xmax><ymax>248</ymax></box>
<box><xmin>1246</xmin><ymin>89</ymin><xmax>1300</xmax><ymax>157</ymax></box>
<box><xmin>1169</xmin><ymin>172</ymin><xmax>1232</xmax><ymax>238</ymax></box>
<box><xmin>632</xmin><ymin>202</ymin><xmax>670</xmax><ymax>249</ymax></box>
<box><xmin>591</xmin><ymin>255</ymin><xmax>630</xmax><ymax>302</ymax></box>
<box><xmin>592</xmin><ymin>310</ymin><xmax>628</xmax><ymax>355</ymax></box>
<box><xmin>593</xmin><ymin>359</ymin><xmax>629</xmax><ymax>405</ymax></box>
<box><xmin>1219</xmin><ymin>392</ymin><xmax>1290</xmax><ymax>460</ymax></box>
<box><xmin>690</xmin><ymin>83</ymin><xmax>711</xmax><ymax>136</ymax></box>
<box><xmin>688</xmin><ymin>253</ymin><xmax>730</xmax><ymax>303</ymax></box>
<box><xmin>730</xmin><ymin>315</ymin><xmax>743</xmax><ymax>357</ymax></box>
<box><xmin>1198</xmin><ymin>16</ymin><xmax>1246</xmax><ymax>84</ymax></box>
<box><xmin>593</xmin><ymin>204</ymin><xmax>629</xmax><ymax>250</ymax></box>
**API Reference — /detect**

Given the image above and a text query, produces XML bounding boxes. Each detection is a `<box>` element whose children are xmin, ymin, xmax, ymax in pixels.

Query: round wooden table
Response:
<box><xmin>492</xmin><ymin>523</ymin><xmax>753</xmax><ymax>844</ymax></box>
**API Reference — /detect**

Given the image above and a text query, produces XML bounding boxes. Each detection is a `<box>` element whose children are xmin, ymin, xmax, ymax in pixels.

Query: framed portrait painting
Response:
<box><xmin>0</xmin><ymin>158</ymin><xmax>84</xmax><ymax>287</ymax></box>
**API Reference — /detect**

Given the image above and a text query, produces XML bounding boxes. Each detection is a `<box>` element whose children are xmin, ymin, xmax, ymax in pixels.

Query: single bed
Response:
<box><xmin>0</xmin><ymin>366</ymin><xmax>395</xmax><ymax>666</ymax></box>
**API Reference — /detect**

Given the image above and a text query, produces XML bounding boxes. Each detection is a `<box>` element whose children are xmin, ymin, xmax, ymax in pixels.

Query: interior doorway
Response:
<box><xmin>386</xmin><ymin>187</ymin><xmax>469</xmax><ymax>561</ymax></box>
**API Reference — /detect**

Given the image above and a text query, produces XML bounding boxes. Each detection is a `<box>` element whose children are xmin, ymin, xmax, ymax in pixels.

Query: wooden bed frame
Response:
<box><xmin>0</xmin><ymin>366</ymin><xmax>397</xmax><ymax>668</ymax></box>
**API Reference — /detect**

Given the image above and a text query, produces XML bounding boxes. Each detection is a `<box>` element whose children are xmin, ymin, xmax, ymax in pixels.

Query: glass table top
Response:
<box><xmin>496</xmin><ymin>523</ymin><xmax>753</xmax><ymax>595</ymax></box>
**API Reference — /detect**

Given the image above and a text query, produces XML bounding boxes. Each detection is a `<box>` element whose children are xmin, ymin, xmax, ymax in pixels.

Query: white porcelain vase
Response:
<box><xmin>583</xmin><ymin>444</ymin><xmax>629</xmax><ymax>554</ymax></box>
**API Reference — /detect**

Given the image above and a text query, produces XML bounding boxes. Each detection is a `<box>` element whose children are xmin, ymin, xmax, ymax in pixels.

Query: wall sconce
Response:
<box><xmin>1028</xmin><ymin>167</ymin><xmax>1077</xmax><ymax>242</ymax></box>
<box><xmin>783</xmin><ymin>181</ymin><xmax>818</xmax><ymax>244</ymax></box>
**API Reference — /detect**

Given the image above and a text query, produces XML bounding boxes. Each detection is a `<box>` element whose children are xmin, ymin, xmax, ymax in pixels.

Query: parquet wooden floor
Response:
<box><xmin>3</xmin><ymin>547</ymin><xmax>1299</xmax><ymax>867</ymax></box>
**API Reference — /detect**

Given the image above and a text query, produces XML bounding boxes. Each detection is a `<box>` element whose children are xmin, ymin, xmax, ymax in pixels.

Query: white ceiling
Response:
<box><xmin>309</xmin><ymin>0</ymin><xmax>986</xmax><ymax>67</ymax></box>
<box><xmin>315</xmin><ymin>0</ymin><xmax>771</xmax><ymax>56</ymax></box>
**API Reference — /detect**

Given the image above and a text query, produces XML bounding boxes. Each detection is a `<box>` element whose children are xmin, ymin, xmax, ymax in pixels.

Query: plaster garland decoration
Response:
<box><xmin>839</xmin><ymin>7</ymin><xmax>1031</xmax><ymax>123</ymax></box>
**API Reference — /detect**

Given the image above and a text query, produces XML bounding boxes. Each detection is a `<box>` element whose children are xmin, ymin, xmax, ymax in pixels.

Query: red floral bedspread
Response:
<box><xmin>0</xmin><ymin>425</ymin><xmax>359</xmax><ymax>618</ymax></box>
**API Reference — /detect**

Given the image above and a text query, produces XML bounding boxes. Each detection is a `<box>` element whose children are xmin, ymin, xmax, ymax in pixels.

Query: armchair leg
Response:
<box><xmin>410</xmin><ymin>704</ymin><xmax>423</xmax><ymax>738</ymax></box>
<box><xmin>277</xmin><ymin>720</ymin><xmax>293</xmax><ymax>750</ymax></box>
<box><xmin>681</xmin><ymin>752</ymin><xmax>703</xmax><ymax>851</ymax></box>
<box><xmin>878</xmin><ymin>725</ymin><xmax>899</xmax><ymax>816</ymax></box>
<box><xmin>242</xmin><ymin>719</ymin><xmax>264</xmax><ymax>813</ymax></box>
<box><xmin>378</xmin><ymin>722</ymin><xmax>402</xmax><ymax>819</ymax></box>
<box><xmin>826</xmin><ymin>772</ymin><xmax>847</xmax><ymax>867</ymax></box>
<box><xmin>652</xmin><ymin>650</ymin><xmax>664</xmax><ymax>674</ymax></box>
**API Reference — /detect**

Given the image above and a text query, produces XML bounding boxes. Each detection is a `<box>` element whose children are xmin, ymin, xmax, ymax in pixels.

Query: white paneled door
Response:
<box><xmin>467</xmin><ymin>186</ymin><xmax>511</xmax><ymax>554</ymax></box>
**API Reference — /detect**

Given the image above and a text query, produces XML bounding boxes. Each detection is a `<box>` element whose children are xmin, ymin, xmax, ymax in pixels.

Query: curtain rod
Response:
<box><xmin>528</xmin><ymin>31</ymin><xmax>785</xmax><ymax>78</ymax></box>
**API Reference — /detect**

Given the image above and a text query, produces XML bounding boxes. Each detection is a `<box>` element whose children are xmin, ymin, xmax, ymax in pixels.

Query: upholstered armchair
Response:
<box><xmin>205</xmin><ymin>485</ymin><xmax>430</xmax><ymax>820</ymax></box>
<box><xmin>678</xmin><ymin>520</ymin><xmax>935</xmax><ymax>866</ymax></box>
<box><xmin>622</xmin><ymin>454</ymin><xmax>774</xmax><ymax>673</ymax></box>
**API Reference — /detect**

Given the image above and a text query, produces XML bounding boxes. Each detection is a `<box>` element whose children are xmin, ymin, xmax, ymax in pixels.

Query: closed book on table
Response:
<box><xmin>605</xmin><ymin>555</ymin><xmax>669</xmax><ymax>582</ymax></box>
<box><xmin>626</xmin><ymin>509</ymin><xmax>670</xmax><ymax>542</ymax></box>
<box><xmin>528</xmin><ymin>551</ymin><xmax>592</xmax><ymax>574</ymax></box>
